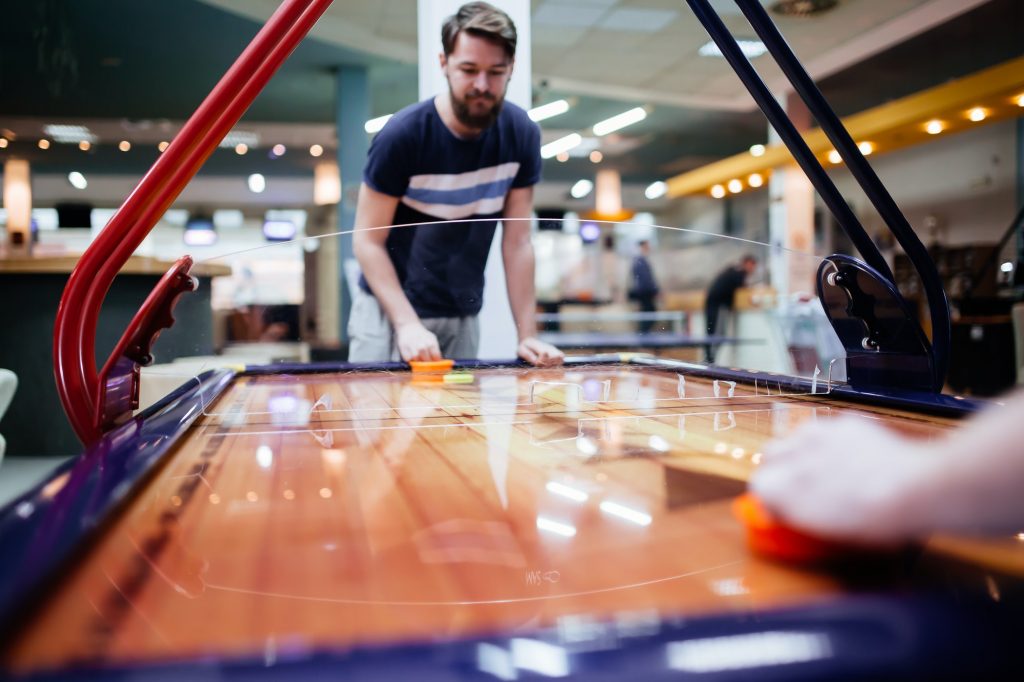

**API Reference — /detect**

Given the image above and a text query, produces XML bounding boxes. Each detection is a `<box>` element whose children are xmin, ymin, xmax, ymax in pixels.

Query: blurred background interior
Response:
<box><xmin>1</xmin><ymin>0</ymin><xmax>1023</xmax><ymax>478</ymax></box>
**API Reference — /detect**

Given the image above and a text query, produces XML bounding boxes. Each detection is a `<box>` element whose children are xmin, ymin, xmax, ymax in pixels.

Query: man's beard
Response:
<box><xmin>449</xmin><ymin>86</ymin><xmax>504</xmax><ymax>130</ymax></box>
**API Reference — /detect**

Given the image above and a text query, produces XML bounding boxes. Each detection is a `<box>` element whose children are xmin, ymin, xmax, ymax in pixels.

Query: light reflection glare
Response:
<box><xmin>267</xmin><ymin>394</ymin><xmax>298</xmax><ymax>414</ymax></box>
<box><xmin>666</xmin><ymin>631</ymin><xmax>832</xmax><ymax>672</ymax></box>
<box><xmin>599</xmin><ymin>501</ymin><xmax>652</xmax><ymax>527</ymax></box>
<box><xmin>710</xmin><ymin>578</ymin><xmax>749</xmax><ymax>596</ymax></box>
<box><xmin>477</xmin><ymin>642</ymin><xmax>515</xmax><ymax>681</ymax></box>
<box><xmin>546</xmin><ymin>481</ymin><xmax>589</xmax><ymax>503</ymax></box>
<box><xmin>537</xmin><ymin>516</ymin><xmax>577</xmax><ymax>538</ymax></box>
<box><xmin>648</xmin><ymin>435</ymin><xmax>670</xmax><ymax>452</ymax></box>
<box><xmin>511</xmin><ymin>638</ymin><xmax>570</xmax><ymax>677</ymax></box>
<box><xmin>575</xmin><ymin>437</ymin><xmax>598</xmax><ymax>456</ymax></box>
<box><xmin>256</xmin><ymin>445</ymin><xmax>274</xmax><ymax>469</ymax></box>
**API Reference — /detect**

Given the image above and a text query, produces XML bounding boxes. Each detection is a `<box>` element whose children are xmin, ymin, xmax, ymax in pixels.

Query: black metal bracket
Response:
<box><xmin>817</xmin><ymin>254</ymin><xmax>936</xmax><ymax>392</ymax></box>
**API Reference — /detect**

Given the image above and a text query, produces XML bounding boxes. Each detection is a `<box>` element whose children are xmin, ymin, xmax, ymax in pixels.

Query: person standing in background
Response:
<box><xmin>628</xmin><ymin>240</ymin><xmax>660</xmax><ymax>334</ymax></box>
<box><xmin>704</xmin><ymin>255</ymin><xmax>757</xmax><ymax>362</ymax></box>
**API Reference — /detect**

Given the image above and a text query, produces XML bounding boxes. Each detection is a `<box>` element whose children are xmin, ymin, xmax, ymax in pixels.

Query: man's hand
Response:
<box><xmin>517</xmin><ymin>337</ymin><xmax>564</xmax><ymax>366</ymax></box>
<box><xmin>396</xmin><ymin>322</ymin><xmax>442</xmax><ymax>362</ymax></box>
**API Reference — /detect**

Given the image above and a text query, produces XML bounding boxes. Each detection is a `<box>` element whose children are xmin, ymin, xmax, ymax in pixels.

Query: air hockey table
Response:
<box><xmin>6</xmin><ymin>0</ymin><xmax>1024</xmax><ymax>678</ymax></box>
<box><xmin>4</xmin><ymin>356</ymin><xmax>1024</xmax><ymax>680</ymax></box>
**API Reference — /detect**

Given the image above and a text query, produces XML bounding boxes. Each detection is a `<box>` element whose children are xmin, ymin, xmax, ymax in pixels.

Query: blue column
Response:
<box><xmin>336</xmin><ymin>65</ymin><xmax>370</xmax><ymax>341</ymax></box>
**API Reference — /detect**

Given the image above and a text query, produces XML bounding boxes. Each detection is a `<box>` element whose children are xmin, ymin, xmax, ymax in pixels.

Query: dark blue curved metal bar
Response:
<box><xmin>683</xmin><ymin>0</ymin><xmax>893</xmax><ymax>282</ymax></box>
<box><xmin>0</xmin><ymin>368</ymin><xmax>235</xmax><ymax>642</ymax></box>
<box><xmin>733</xmin><ymin>0</ymin><xmax>951</xmax><ymax>391</ymax></box>
<box><xmin>11</xmin><ymin>593</ymin><xmax>1024</xmax><ymax>681</ymax></box>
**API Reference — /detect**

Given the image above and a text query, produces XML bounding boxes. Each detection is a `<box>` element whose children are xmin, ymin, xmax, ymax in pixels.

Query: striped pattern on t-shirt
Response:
<box><xmin>402</xmin><ymin>161</ymin><xmax>520</xmax><ymax>220</ymax></box>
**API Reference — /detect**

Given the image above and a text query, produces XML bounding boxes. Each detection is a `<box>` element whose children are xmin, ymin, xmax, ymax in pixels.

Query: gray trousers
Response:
<box><xmin>347</xmin><ymin>286</ymin><xmax>481</xmax><ymax>362</ymax></box>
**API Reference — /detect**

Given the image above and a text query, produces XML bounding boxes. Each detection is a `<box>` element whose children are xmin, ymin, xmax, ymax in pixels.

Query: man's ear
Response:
<box><xmin>438</xmin><ymin>51</ymin><xmax>447</xmax><ymax>71</ymax></box>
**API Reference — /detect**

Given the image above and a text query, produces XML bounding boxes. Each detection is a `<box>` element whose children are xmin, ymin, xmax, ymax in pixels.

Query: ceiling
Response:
<box><xmin>1</xmin><ymin>0</ymin><xmax>1021</xmax><ymax>208</ymax></box>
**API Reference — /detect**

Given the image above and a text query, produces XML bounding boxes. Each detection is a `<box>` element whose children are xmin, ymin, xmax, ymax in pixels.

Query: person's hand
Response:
<box><xmin>395</xmin><ymin>321</ymin><xmax>442</xmax><ymax>362</ymax></box>
<box><xmin>749</xmin><ymin>415</ymin><xmax>942</xmax><ymax>544</ymax></box>
<box><xmin>517</xmin><ymin>337</ymin><xmax>564</xmax><ymax>366</ymax></box>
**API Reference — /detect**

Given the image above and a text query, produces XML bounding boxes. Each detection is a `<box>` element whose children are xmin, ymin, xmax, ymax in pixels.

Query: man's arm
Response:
<box><xmin>352</xmin><ymin>183</ymin><xmax>441</xmax><ymax>361</ymax></box>
<box><xmin>501</xmin><ymin>186</ymin><xmax>563</xmax><ymax>366</ymax></box>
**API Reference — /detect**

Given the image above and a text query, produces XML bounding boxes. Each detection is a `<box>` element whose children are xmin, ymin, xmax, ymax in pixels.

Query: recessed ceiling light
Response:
<box><xmin>235</xmin><ymin>143</ymin><xmax>248</xmax><ymax>155</ymax></box>
<box><xmin>747</xmin><ymin>173</ymin><xmax>764</xmax><ymax>188</ymax></box>
<box><xmin>699</xmin><ymin>39</ymin><xmax>767</xmax><ymax>58</ymax></box>
<box><xmin>248</xmin><ymin>173</ymin><xmax>266</xmax><ymax>193</ymax></box>
<box><xmin>528</xmin><ymin>99</ymin><xmax>570</xmax><ymax>122</ymax></box>
<box><xmin>158</xmin><ymin>141</ymin><xmax>169</xmax><ymax>152</ymax></box>
<box><xmin>1016</xmin><ymin>94</ymin><xmax>1024</xmax><ymax>107</ymax></box>
<box><xmin>556</xmin><ymin>152</ymin><xmax>569</xmax><ymax>163</ymax></box>
<box><xmin>589</xmin><ymin>150</ymin><xmax>603</xmax><ymax>163</ymax></box>
<box><xmin>219</xmin><ymin>130</ymin><xmax>259</xmax><ymax>149</ymax></box>
<box><xmin>968</xmin><ymin>107</ymin><xmax>986</xmax><ymax>122</ymax></box>
<box><xmin>593</xmin><ymin>108</ymin><xmax>647</xmax><ymax>136</ymax></box>
<box><xmin>309</xmin><ymin>144</ymin><xmax>324</xmax><ymax>157</ymax></box>
<box><xmin>541</xmin><ymin>133</ymin><xmax>582</xmax><ymax>159</ymax></box>
<box><xmin>0</xmin><ymin>138</ymin><xmax>8</xmax><ymax>149</ymax></box>
<box><xmin>857</xmin><ymin>141</ymin><xmax>874</xmax><ymax>155</ymax></box>
<box><xmin>727</xmin><ymin>179</ymin><xmax>743</xmax><ymax>193</ymax></box>
<box><xmin>78</xmin><ymin>140</ymin><xmax>91</xmax><ymax>151</ymax></box>
<box><xmin>364</xmin><ymin>114</ymin><xmax>392</xmax><ymax>134</ymax></box>
<box><xmin>38</xmin><ymin>139</ymin><xmax>50</xmax><ymax>150</ymax></box>
<box><xmin>271</xmin><ymin>143</ymin><xmax>286</xmax><ymax>156</ymax></box>
<box><xmin>827</xmin><ymin>150</ymin><xmax>842</xmax><ymax>164</ymax></box>
<box><xmin>710</xmin><ymin>184</ymin><xmax>726</xmax><ymax>198</ymax></box>
<box><xmin>645</xmin><ymin>181</ymin><xmax>667</xmax><ymax>200</ymax></box>
<box><xmin>925</xmin><ymin>120</ymin><xmax>944</xmax><ymax>135</ymax></box>
<box><xmin>749</xmin><ymin>144</ymin><xmax>766</xmax><ymax>157</ymax></box>
<box><xmin>118</xmin><ymin>140</ymin><xmax>131</xmax><ymax>152</ymax></box>
<box><xmin>67</xmin><ymin>171</ymin><xmax>88</xmax><ymax>189</ymax></box>
<box><xmin>43</xmin><ymin>124</ymin><xmax>96</xmax><ymax>144</ymax></box>
<box><xmin>570</xmin><ymin>179</ymin><xmax>594</xmax><ymax>199</ymax></box>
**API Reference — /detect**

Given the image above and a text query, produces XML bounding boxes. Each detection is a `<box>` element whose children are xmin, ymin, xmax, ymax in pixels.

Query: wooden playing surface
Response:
<box><xmin>6</xmin><ymin>364</ymin><xmax>1022</xmax><ymax>673</ymax></box>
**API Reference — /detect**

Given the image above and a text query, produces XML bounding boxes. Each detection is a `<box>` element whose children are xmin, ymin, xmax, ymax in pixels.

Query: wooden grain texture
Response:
<box><xmin>7</xmin><ymin>365</ymin><xmax>1011</xmax><ymax>673</ymax></box>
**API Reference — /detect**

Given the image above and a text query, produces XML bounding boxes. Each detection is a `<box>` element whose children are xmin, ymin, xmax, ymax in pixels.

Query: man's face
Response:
<box><xmin>441</xmin><ymin>32</ymin><xmax>513</xmax><ymax>130</ymax></box>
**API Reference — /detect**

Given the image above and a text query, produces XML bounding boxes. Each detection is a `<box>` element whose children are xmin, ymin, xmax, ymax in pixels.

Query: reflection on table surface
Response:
<box><xmin>9</xmin><ymin>364</ymin><xmax>1017</xmax><ymax>673</ymax></box>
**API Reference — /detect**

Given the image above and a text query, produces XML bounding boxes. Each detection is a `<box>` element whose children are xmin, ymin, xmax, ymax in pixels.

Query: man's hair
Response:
<box><xmin>442</xmin><ymin>2</ymin><xmax>517</xmax><ymax>60</ymax></box>
<box><xmin>741</xmin><ymin>254</ymin><xmax>757</xmax><ymax>264</ymax></box>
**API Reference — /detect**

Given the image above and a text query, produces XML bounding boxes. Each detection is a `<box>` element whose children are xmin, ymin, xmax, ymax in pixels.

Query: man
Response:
<box><xmin>628</xmin><ymin>240</ymin><xmax>659</xmax><ymax>334</ymax></box>
<box><xmin>349</xmin><ymin>2</ymin><xmax>562</xmax><ymax>366</ymax></box>
<box><xmin>704</xmin><ymin>255</ymin><xmax>757</xmax><ymax>362</ymax></box>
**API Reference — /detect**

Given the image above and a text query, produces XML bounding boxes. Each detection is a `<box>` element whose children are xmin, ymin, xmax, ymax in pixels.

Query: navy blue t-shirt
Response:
<box><xmin>360</xmin><ymin>98</ymin><xmax>542</xmax><ymax>318</ymax></box>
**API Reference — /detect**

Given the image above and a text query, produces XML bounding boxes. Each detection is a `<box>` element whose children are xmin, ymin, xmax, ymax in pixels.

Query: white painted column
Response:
<box><xmin>417</xmin><ymin>0</ymin><xmax>532</xmax><ymax>359</ymax></box>
<box><xmin>767</xmin><ymin>94</ymin><xmax>816</xmax><ymax>300</ymax></box>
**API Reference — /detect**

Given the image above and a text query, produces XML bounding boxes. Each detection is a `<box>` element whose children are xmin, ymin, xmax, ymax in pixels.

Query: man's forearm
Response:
<box><xmin>503</xmin><ymin>238</ymin><xmax>539</xmax><ymax>341</ymax></box>
<box><xmin>354</xmin><ymin>239</ymin><xmax>420</xmax><ymax>328</ymax></box>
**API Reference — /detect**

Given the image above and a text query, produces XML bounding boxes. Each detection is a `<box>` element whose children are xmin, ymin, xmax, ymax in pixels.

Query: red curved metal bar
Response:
<box><xmin>54</xmin><ymin>0</ymin><xmax>335</xmax><ymax>444</ymax></box>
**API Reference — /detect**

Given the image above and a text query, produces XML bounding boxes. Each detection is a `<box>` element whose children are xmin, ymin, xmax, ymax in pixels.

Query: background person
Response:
<box><xmin>704</xmin><ymin>255</ymin><xmax>757</xmax><ymax>362</ymax></box>
<box><xmin>628</xmin><ymin>240</ymin><xmax>660</xmax><ymax>334</ymax></box>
